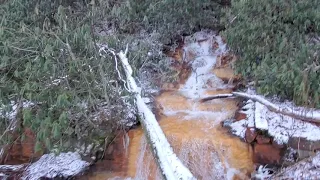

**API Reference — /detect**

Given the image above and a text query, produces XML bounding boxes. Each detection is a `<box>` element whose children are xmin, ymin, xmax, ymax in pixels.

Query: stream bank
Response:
<box><xmin>228</xmin><ymin>90</ymin><xmax>320</xmax><ymax>177</ymax></box>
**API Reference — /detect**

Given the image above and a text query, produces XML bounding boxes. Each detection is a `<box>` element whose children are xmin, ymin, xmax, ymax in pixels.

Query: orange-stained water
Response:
<box><xmin>80</xmin><ymin>32</ymin><xmax>254</xmax><ymax>180</ymax></box>
<box><xmin>124</xmin><ymin>91</ymin><xmax>253</xmax><ymax>180</ymax></box>
<box><xmin>81</xmin><ymin>82</ymin><xmax>254</xmax><ymax>180</ymax></box>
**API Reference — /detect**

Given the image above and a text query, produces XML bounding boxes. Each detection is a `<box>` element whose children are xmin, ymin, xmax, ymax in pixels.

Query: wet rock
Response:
<box><xmin>222</xmin><ymin>119</ymin><xmax>234</xmax><ymax>127</ymax></box>
<box><xmin>245</xmin><ymin>127</ymin><xmax>258</xmax><ymax>143</ymax></box>
<box><xmin>235</xmin><ymin>111</ymin><xmax>247</xmax><ymax>121</ymax></box>
<box><xmin>163</xmin><ymin>40</ymin><xmax>184</xmax><ymax>61</ymax></box>
<box><xmin>5</xmin><ymin>128</ymin><xmax>43</xmax><ymax>164</ymax></box>
<box><xmin>23</xmin><ymin>152</ymin><xmax>89</xmax><ymax>180</ymax></box>
<box><xmin>215</xmin><ymin>54</ymin><xmax>237</xmax><ymax>68</ymax></box>
<box><xmin>271</xmin><ymin>139</ymin><xmax>286</xmax><ymax>149</ymax></box>
<box><xmin>212</xmin><ymin>67</ymin><xmax>235</xmax><ymax>82</ymax></box>
<box><xmin>178</xmin><ymin>62</ymin><xmax>192</xmax><ymax>84</ymax></box>
<box><xmin>253</xmin><ymin>144</ymin><xmax>282</xmax><ymax>165</ymax></box>
<box><xmin>288</xmin><ymin>137</ymin><xmax>320</xmax><ymax>151</ymax></box>
<box><xmin>256</xmin><ymin>135</ymin><xmax>271</xmax><ymax>144</ymax></box>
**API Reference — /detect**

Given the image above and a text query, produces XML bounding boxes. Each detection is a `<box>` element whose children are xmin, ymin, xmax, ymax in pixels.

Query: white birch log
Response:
<box><xmin>232</xmin><ymin>92</ymin><xmax>320</xmax><ymax>123</ymax></box>
<box><xmin>200</xmin><ymin>92</ymin><xmax>320</xmax><ymax>123</ymax></box>
<box><xmin>117</xmin><ymin>46</ymin><xmax>196</xmax><ymax>180</ymax></box>
<box><xmin>200</xmin><ymin>94</ymin><xmax>234</xmax><ymax>102</ymax></box>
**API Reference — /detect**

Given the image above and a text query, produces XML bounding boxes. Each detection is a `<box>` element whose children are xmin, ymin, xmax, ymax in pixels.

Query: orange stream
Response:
<box><xmin>83</xmin><ymin>73</ymin><xmax>254</xmax><ymax>180</ymax></box>
<box><xmin>82</xmin><ymin>33</ymin><xmax>254</xmax><ymax>180</ymax></box>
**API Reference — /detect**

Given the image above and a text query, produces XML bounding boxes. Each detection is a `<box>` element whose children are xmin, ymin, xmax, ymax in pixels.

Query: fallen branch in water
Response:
<box><xmin>200</xmin><ymin>92</ymin><xmax>320</xmax><ymax>123</ymax></box>
<box><xmin>100</xmin><ymin>44</ymin><xmax>195</xmax><ymax>180</ymax></box>
<box><xmin>200</xmin><ymin>94</ymin><xmax>234</xmax><ymax>103</ymax></box>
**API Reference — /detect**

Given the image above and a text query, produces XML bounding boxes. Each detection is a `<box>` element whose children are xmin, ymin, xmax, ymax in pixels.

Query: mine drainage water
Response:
<box><xmin>81</xmin><ymin>31</ymin><xmax>254</xmax><ymax>180</ymax></box>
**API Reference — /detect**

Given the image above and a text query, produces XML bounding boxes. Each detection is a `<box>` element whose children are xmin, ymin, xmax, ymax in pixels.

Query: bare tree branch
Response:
<box><xmin>200</xmin><ymin>92</ymin><xmax>320</xmax><ymax>123</ymax></box>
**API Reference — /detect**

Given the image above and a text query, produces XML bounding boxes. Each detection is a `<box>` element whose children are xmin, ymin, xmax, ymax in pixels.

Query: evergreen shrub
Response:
<box><xmin>222</xmin><ymin>0</ymin><xmax>320</xmax><ymax>107</ymax></box>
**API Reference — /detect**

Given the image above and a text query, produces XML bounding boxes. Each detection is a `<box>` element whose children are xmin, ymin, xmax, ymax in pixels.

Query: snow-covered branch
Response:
<box><xmin>232</xmin><ymin>92</ymin><xmax>320</xmax><ymax>123</ymax></box>
<box><xmin>200</xmin><ymin>94</ymin><xmax>234</xmax><ymax>102</ymax></box>
<box><xmin>116</xmin><ymin>45</ymin><xmax>195</xmax><ymax>180</ymax></box>
<box><xmin>201</xmin><ymin>92</ymin><xmax>320</xmax><ymax>123</ymax></box>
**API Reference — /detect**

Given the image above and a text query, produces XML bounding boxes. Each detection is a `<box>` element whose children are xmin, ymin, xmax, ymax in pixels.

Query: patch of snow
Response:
<box><xmin>0</xmin><ymin>164</ymin><xmax>25</xmax><ymax>171</ymax></box>
<box><xmin>236</xmin><ymin>90</ymin><xmax>320</xmax><ymax>122</ymax></box>
<box><xmin>50</xmin><ymin>75</ymin><xmax>69</xmax><ymax>86</ymax></box>
<box><xmin>85</xmin><ymin>144</ymin><xmax>94</xmax><ymax>155</ymax></box>
<box><xmin>272</xmin><ymin>152</ymin><xmax>320</xmax><ymax>179</ymax></box>
<box><xmin>88</xmin><ymin>98</ymin><xmax>137</xmax><ymax>128</ymax></box>
<box><xmin>229</xmin><ymin>100</ymin><xmax>255</xmax><ymax>138</ymax></box>
<box><xmin>22</xmin><ymin>152</ymin><xmax>89</xmax><ymax>180</ymax></box>
<box><xmin>0</xmin><ymin>101</ymin><xmax>34</xmax><ymax>121</ymax></box>
<box><xmin>253</xmin><ymin>165</ymin><xmax>274</xmax><ymax>179</ymax></box>
<box><xmin>232</xmin><ymin>89</ymin><xmax>320</xmax><ymax>145</ymax></box>
<box><xmin>0</xmin><ymin>173</ymin><xmax>8</xmax><ymax>180</ymax></box>
<box><xmin>142</xmin><ymin>97</ymin><xmax>152</xmax><ymax>104</ymax></box>
<box><xmin>254</xmin><ymin>102</ymin><xmax>268</xmax><ymax>130</ymax></box>
<box><xmin>118</xmin><ymin>101</ymin><xmax>137</xmax><ymax>128</ymax></box>
<box><xmin>267</xmin><ymin>107</ymin><xmax>320</xmax><ymax>144</ymax></box>
<box><xmin>229</xmin><ymin>120</ymin><xmax>247</xmax><ymax>138</ymax></box>
<box><xmin>238</xmin><ymin>100</ymin><xmax>255</xmax><ymax>127</ymax></box>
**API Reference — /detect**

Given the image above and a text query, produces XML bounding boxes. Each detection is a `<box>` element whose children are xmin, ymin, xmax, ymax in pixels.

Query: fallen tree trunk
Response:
<box><xmin>117</xmin><ymin>45</ymin><xmax>195</xmax><ymax>180</ymax></box>
<box><xmin>200</xmin><ymin>92</ymin><xmax>320</xmax><ymax>123</ymax></box>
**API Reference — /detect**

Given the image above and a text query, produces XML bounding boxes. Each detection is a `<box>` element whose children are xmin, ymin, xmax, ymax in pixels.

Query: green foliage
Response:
<box><xmin>107</xmin><ymin>0</ymin><xmax>225</xmax><ymax>44</ymax></box>
<box><xmin>0</xmin><ymin>0</ymin><xmax>126</xmax><ymax>152</ymax></box>
<box><xmin>1</xmin><ymin>0</ymin><xmax>220</xmax><ymax>154</ymax></box>
<box><xmin>222</xmin><ymin>0</ymin><xmax>320</xmax><ymax>107</ymax></box>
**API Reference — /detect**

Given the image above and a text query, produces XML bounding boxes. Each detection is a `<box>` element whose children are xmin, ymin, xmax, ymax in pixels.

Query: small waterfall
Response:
<box><xmin>82</xmin><ymin>31</ymin><xmax>254</xmax><ymax>180</ymax></box>
<box><xmin>129</xmin><ymin>31</ymin><xmax>253</xmax><ymax>180</ymax></box>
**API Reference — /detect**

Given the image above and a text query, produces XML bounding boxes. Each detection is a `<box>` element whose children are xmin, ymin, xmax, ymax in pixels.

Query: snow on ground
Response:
<box><xmin>271</xmin><ymin>152</ymin><xmax>320</xmax><ymax>179</ymax></box>
<box><xmin>22</xmin><ymin>152</ymin><xmax>89</xmax><ymax>180</ymax></box>
<box><xmin>0</xmin><ymin>101</ymin><xmax>34</xmax><ymax>121</ymax></box>
<box><xmin>254</xmin><ymin>102</ymin><xmax>268</xmax><ymax>130</ymax></box>
<box><xmin>230</xmin><ymin>89</ymin><xmax>320</xmax><ymax>144</ymax></box>
<box><xmin>229</xmin><ymin>120</ymin><xmax>247</xmax><ymax>139</ymax></box>
<box><xmin>0</xmin><ymin>173</ymin><xmax>7</xmax><ymax>179</ymax></box>
<box><xmin>267</xmin><ymin>106</ymin><xmax>320</xmax><ymax>145</ymax></box>
<box><xmin>229</xmin><ymin>100</ymin><xmax>255</xmax><ymax>138</ymax></box>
